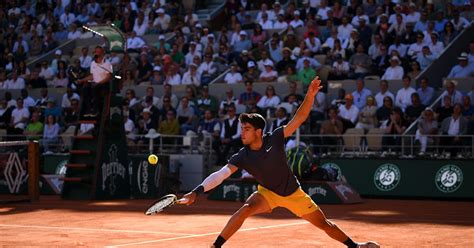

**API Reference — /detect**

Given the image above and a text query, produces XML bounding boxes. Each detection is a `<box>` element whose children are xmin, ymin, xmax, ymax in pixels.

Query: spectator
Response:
<box><xmin>154</xmin><ymin>35</ymin><xmax>171</xmax><ymax>53</ymax></box>
<box><xmin>440</xmin><ymin>22</ymin><xmax>457</xmax><ymax>46</ymax></box>
<box><xmin>296</xmin><ymin>48</ymin><xmax>321</xmax><ymax>71</ymax></box>
<box><xmin>4</xmin><ymin>71</ymin><xmax>25</xmax><ymax>89</ymax></box>
<box><xmin>181</xmin><ymin>64</ymin><xmax>201</xmax><ymax>86</ymax></box>
<box><xmin>54</xmin><ymin>23</ymin><xmax>68</xmax><ymax>42</ymax></box>
<box><xmin>243</xmin><ymin>61</ymin><xmax>260</xmax><ymax>82</ymax></box>
<box><xmin>269</xmin><ymin>107</ymin><xmax>289</xmax><ymax>133</ymax></box>
<box><xmin>214</xmin><ymin>104</ymin><xmax>241</xmax><ymax>165</ymax></box>
<box><xmin>164</xmin><ymin>65</ymin><xmax>181</xmax><ymax>85</ymax></box>
<box><xmin>436</xmin><ymin>95</ymin><xmax>454</xmax><ymax>123</ymax></box>
<box><xmin>177</xmin><ymin>97</ymin><xmax>196</xmax><ymax>134</ymax></box>
<box><xmin>377</xmin><ymin>96</ymin><xmax>394</xmax><ymax>124</ymax></box>
<box><xmin>352</xmin><ymin>79</ymin><xmax>372</xmax><ymax>110</ymax></box>
<box><xmin>60</xmin><ymin>87</ymin><xmax>80</xmax><ymax>109</ymax></box>
<box><xmin>297</xmin><ymin>58</ymin><xmax>317</xmax><ymax>89</ymax></box>
<box><xmin>219</xmin><ymin>88</ymin><xmax>239</xmax><ymax>116</ymax></box>
<box><xmin>223</xmin><ymin>63</ymin><xmax>242</xmax><ymax>84</ymax></box>
<box><xmin>257</xmin><ymin>50</ymin><xmax>273</xmax><ymax>73</ymax></box>
<box><xmin>405</xmin><ymin>93</ymin><xmax>426</xmax><ymax>124</ymax></box>
<box><xmin>41</xmin><ymin>114</ymin><xmax>60</xmax><ymax>153</ymax></box>
<box><xmin>24</xmin><ymin>111</ymin><xmax>43</xmax><ymax>141</ymax></box>
<box><xmin>44</xmin><ymin>98</ymin><xmax>61</xmax><ymax>120</ymax></box>
<box><xmin>276</xmin><ymin>48</ymin><xmax>296</xmax><ymax>74</ymax></box>
<box><xmin>63</xmin><ymin>98</ymin><xmax>80</xmax><ymax>129</ymax></box>
<box><xmin>305</xmin><ymin>32</ymin><xmax>321</xmax><ymax>54</ymax></box>
<box><xmin>199</xmin><ymin>53</ymin><xmax>218</xmax><ymax>85</ymax></box>
<box><xmin>67</xmin><ymin>24</ymin><xmax>82</xmax><ymax>40</ymax></box>
<box><xmin>407</xmin><ymin>61</ymin><xmax>422</xmax><ymax>79</ymax></box>
<box><xmin>194</xmin><ymin>85</ymin><xmax>218</xmax><ymax>114</ymax></box>
<box><xmin>123</xmin><ymin>69</ymin><xmax>137</xmax><ymax>87</ymax></box>
<box><xmin>381</xmin><ymin>107</ymin><xmax>406</xmax><ymax>151</ymax></box>
<box><xmin>337</xmin><ymin>16</ymin><xmax>353</xmax><ymax>41</ymax></box>
<box><xmin>127</xmin><ymin>32</ymin><xmax>146</xmax><ymax>52</ymax></box>
<box><xmin>427</xmin><ymin>32</ymin><xmax>444</xmax><ymax>56</ymax></box>
<box><xmin>373</xmin><ymin>45</ymin><xmax>390</xmax><ymax>76</ymax></box>
<box><xmin>405</xmin><ymin>3</ymin><xmax>421</xmax><ymax>24</ymax></box>
<box><xmin>79</xmin><ymin>47</ymin><xmax>93</xmax><ymax>70</ymax></box>
<box><xmin>136</xmin><ymin>53</ymin><xmax>153</xmax><ymax>83</ymax></box>
<box><xmin>439</xmin><ymin>104</ymin><xmax>468</xmax><ymax>156</ymax></box>
<box><xmin>185</xmin><ymin>42</ymin><xmax>202</xmax><ymax>67</ymax></box>
<box><xmin>52</xmin><ymin>71</ymin><xmax>69</xmax><ymax>88</ymax></box>
<box><xmin>233</xmin><ymin>31</ymin><xmax>252</xmax><ymax>54</ymax></box>
<box><xmin>21</xmin><ymin>89</ymin><xmax>36</xmax><ymax>109</ymax></box>
<box><xmin>158</xmin><ymin>109</ymin><xmax>180</xmax><ymax>147</ymax></box>
<box><xmin>416</xmin><ymin>78</ymin><xmax>435</xmax><ymax>106</ymax></box>
<box><xmin>468</xmin><ymin>41</ymin><xmax>474</xmax><ymax>65</ymax></box>
<box><xmin>395</xmin><ymin>75</ymin><xmax>416</xmax><ymax>111</ymax></box>
<box><xmin>258</xmin><ymin>14</ymin><xmax>272</xmax><ymax>31</ymax></box>
<box><xmin>407</xmin><ymin>33</ymin><xmax>426</xmax><ymax>60</ymax></box>
<box><xmin>375</xmin><ymin>80</ymin><xmax>394</xmax><ymax>108</ymax></box>
<box><xmin>259</xmin><ymin>61</ymin><xmax>278</xmax><ymax>82</ymax></box>
<box><xmin>60</xmin><ymin>7</ymin><xmax>76</xmax><ymax>28</ymax></box>
<box><xmin>133</xmin><ymin>12</ymin><xmax>148</xmax><ymax>36</ymax></box>
<box><xmin>318</xmin><ymin>107</ymin><xmax>343</xmax><ymax>153</ymax></box>
<box><xmin>451</xmin><ymin>11</ymin><xmax>470</xmax><ymax>32</ymax></box>
<box><xmin>461</xmin><ymin>96</ymin><xmax>474</xmax><ymax>118</ymax></box>
<box><xmin>434</xmin><ymin>11</ymin><xmax>447</xmax><ymax>33</ymax></box>
<box><xmin>161</xmin><ymin>84</ymin><xmax>179</xmax><ymax>108</ymax></box>
<box><xmin>35</xmin><ymin>88</ymin><xmax>50</xmax><ymax>107</ymax></box>
<box><xmin>388</xmin><ymin>36</ymin><xmax>408</xmax><ymax>58</ymax></box>
<box><xmin>273</xmin><ymin>14</ymin><xmax>288</xmax><ymax>29</ymax></box>
<box><xmin>381</xmin><ymin>56</ymin><xmax>404</xmax><ymax>80</ymax></box>
<box><xmin>415</xmin><ymin>11</ymin><xmax>429</xmax><ymax>32</ymax></box>
<box><xmin>153</xmin><ymin>8</ymin><xmax>171</xmax><ymax>33</ymax></box>
<box><xmin>447</xmin><ymin>53</ymin><xmax>474</xmax><ymax>78</ymax></box>
<box><xmin>289</xmin><ymin>10</ymin><xmax>304</xmax><ymax>29</ymax></box>
<box><xmin>355</xmin><ymin>96</ymin><xmax>378</xmax><ymax>132</ymax></box>
<box><xmin>417</xmin><ymin>46</ymin><xmax>436</xmax><ymax>70</ymax></box>
<box><xmin>268</xmin><ymin>39</ymin><xmax>283</xmax><ymax>63</ymax></box>
<box><xmin>468</xmin><ymin>84</ymin><xmax>474</xmax><ymax>106</ymax></box>
<box><xmin>257</xmin><ymin>85</ymin><xmax>280</xmax><ymax>111</ymax></box>
<box><xmin>338</xmin><ymin>94</ymin><xmax>359</xmax><ymax>129</ymax></box>
<box><xmin>415</xmin><ymin>108</ymin><xmax>438</xmax><ymax>154</ymax></box>
<box><xmin>198</xmin><ymin>110</ymin><xmax>221</xmax><ymax>138</ymax></box>
<box><xmin>440</xmin><ymin>80</ymin><xmax>463</xmax><ymax>106</ymax></box>
<box><xmin>283</xmin><ymin>81</ymin><xmax>304</xmax><ymax>104</ymax></box>
<box><xmin>349</xmin><ymin>44</ymin><xmax>371</xmax><ymax>79</ymax></box>
<box><xmin>239</xmin><ymin>81</ymin><xmax>261</xmax><ymax>107</ymax></box>
<box><xmin>150</xmin><ymin>66</ymin><xmax>164</xmax><ymax>85</ymax></box>
<box><xmin>7</xmin><ymin>98</ymin><xmax>30</xmax><ymax>140</ymax></box>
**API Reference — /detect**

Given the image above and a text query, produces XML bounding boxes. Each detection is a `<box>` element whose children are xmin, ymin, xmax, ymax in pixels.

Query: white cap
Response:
<box><xmin>247</xmin><ymin>61</ymin><xmax>255</xmax><ymax>67</ymax></box>
<box><xmin>390</xmin><ymin>56</ymin><xmax>400</xmax><ymax>62</ymax></box>
<box><xmin>294</xmin><ymin>10</ymin><xmax>300</xmax><ymax>16</ymax></box>
<box><xmin>156</xmin><ymin>8</ymin><xmax>165</xmax><ymax>14</ymax></box>
<box><xmin>239</xmin><ymin>30</ymin><xmax>247</xmax><ymax>36</ymax></box>
<box><xmin>264</xmin><ymin>60</ymin><xmax>274</xmax><ymax>67</ymax></box>
<box><xmin>153</xmin><ymin>66</ymin><xmax>161</xmax><ymax>71</ymax></box>
<box><xmin>195</xmin><ymin>23</ymin><xmax>202</xmax><ymax>28</ymax></box>
<box><xmin>207</xmin><ymin>34</ymin><xmax>215</xmax><ymax>39</ymax></box>
<box><xmin>55</xmin><ymin>49</ymin><xmax>62</xmax><ymax>55</ymax></box>
<box><xmin>158</xmin><ymin>35</ymin><xmax>165</xmax><ymax>40</ymax></box>
<box><xmin>190</xmin><ymin>63</ymin><xmax>198</xmax><ymax>67</ymax></box>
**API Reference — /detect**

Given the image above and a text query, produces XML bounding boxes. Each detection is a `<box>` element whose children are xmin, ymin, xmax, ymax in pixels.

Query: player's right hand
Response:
<box><xmin>180</xmin><ymin>192</ymin><xmax>197</xmax><ymax>205</ymax></box>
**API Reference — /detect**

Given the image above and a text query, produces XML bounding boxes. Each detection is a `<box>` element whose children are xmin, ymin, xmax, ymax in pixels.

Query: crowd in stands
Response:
<box><xmin>0</xmin><ymin>0</ymin><xmax>473</xmax><ymax>158</ymax></box>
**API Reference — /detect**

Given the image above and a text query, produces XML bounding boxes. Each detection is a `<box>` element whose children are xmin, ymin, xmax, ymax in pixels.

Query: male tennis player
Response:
<box><xmin>182</xmin><ymin>76</ymin><xmax>379</xmax><ymax>248</ymax></box>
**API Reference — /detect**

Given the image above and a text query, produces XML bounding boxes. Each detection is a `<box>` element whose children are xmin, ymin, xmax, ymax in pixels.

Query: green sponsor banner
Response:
<box><xmin>320</xmin><ymin>159</ymin><xmax>474</xmax><ymax>198</ymax></box>
<box><xmin>83</xmin><ymin>25</ymin><xmax>125</xmax><ymax>53</ymax></box>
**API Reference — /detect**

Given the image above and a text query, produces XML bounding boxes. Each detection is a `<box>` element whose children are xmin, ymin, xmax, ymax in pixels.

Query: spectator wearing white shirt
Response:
<box><xmin>405</xmin><ymin>3</ymin><xmax>420</xmax><ymax>24</ymax></box>
<box><xmin>59</xmin><ymin>7</ymin><xmax>75</xmax><ymax>28</ymax></box>
<box><xmin>388</xmin><ymin>4</ymin><xmax>406</xmax><ymax>24</ymax></box>
<box><xmin>296</xmin><ymin>49</ymin><xmax>321</xmax><ymax>71</ymax></box>
<box><xmin>375</xmin><ymin>80</ymin><xmax>395</xmax><ymax>108</ymax></box>
<box><xmin>181</xmin><ymin>64</ymin><xmax>202</xmax><ymax>86</ymax></box>
<box><xmin>164</xmin><ymin>64</ymin><xmax>181</xmax><ymax>85</ymax></box>
<box><xmin>67</xmin><ymin>24</ymin><xmax>82</xmax><ymax>40</ymax></box>
<box><xmin>351</xmin><ymin>79</ymin><xmax>372</xmax><ymax>110</ymax></box>
<box><xmin>451</xmin><ymin>11</ymin><xmax>470</xmax><ymax>32</ymax></box>
<box><xmin>5</xmin><ymin>71</ymin><xmax>25</xmax><ymax>89</ymax></box>
<box><xmin>257</xmin><ymin>50</ymin><xmax>273</xmax><ymax>73</ymax></box>
<box><xmin>224</xmin><ymin>64</ymin><xmax>243</xmax><ymax>84</ymax></box>
<box><xmin>415</xmin><ymin>11</ymin><xmax>429</xmax><ymax>32</ymax></box>
<box><xmin>329</xmin><ymin>54</ymin><xmax>350</xmax><ymax>80</ymax></box>
<box><xmin>416</xmin><ymin>78</ymin><xmax>435</xmax><ymax>106</ymax></box>
<box><xmin>273</xmin><ymin>14</ymin><xmax>288</xmax><ymax>29</ymax></box>
<box><xmin>259</xmin><ymin>13</ymin><xmax>273</xmax><ymax>30</ymax></box>
<box><xmin>185</xmin><ymin>42</ymin><xmax>202</xmax><ymax>66</ymax></box>
<box><xmin>256</xmin><ymin>3</ymin><xmax>272</xmax><ymax>23</ymax></box>
<box><xmin>351</xmin><ymin>7</ymin><xmax>369</xmax><ymax>27</ymax></box>
<box><xmin>407</xmin><ymin>33</ymin><xmax>426</xmax><ymax>60</ymax></box>
<box><xmin>219</xmin><ymin>88</ymin><xmax>239</xmax><ymax>116</ymax></box>
<box><xmin>7</xmin><ymin>98</ymin><xmax>30</xmax><ymax>138</ymax></box>
<box><xmin>153</xmin><ymin>8</ymin><xmax>171</xmax><ymax>32</ymax></box>
<box><xmin>199</xmin><ymin>53</ymin><xmax>218</xmax><ymax>85</ymax></box>
<box><xmin>388</xmin><ymin>36</ymin><xmax>408</xmax><ymax>58</ymax></box>
<box><xmin>87</xmin><ymin>0</ymin><xmax>102</xmax><ymax>16</ymax></box>
<box><xmin>269</xmin><ymin>2</ymin><xmax>284</xmax><ymax>21</ymax></box>
<box><xmin>316</xmin><ymin>0</ymin><xmax>331</xmax><ymax>22</ymax></box>
<box><xmin>337</xmin><ymin>17</ymin><xmax>353</xmax><ymax>41</ymax></box>
<box><xmin>184</xmin><ymin>10</ymin><xmax>199</xmax><ymax>27</ymax></box>
<box><xmin>257</xmin><ymin>85</ymin><xmax>280</xmax><ymax>110</ymax></box>
<box><xmin>305</xmin><ymin>32</ymin><xmax>322</xmax><ymax>54</ymax></box>
<box><xmin>382</xmin><ymin>56</ymin><xmax>404</xmax><ymax>80</ymax></box>
<box><xmin>126</xmin><ymin>31</ymin><xmax>146</xmax><ymax>52</ymax></box>
<box><xmin>79</xmin><ymin>47</ymin><xmax>93</xmax><ymax>70</ymax></box>
<box><xmin>289</xmin><ymin>11</ymin><xmax>304</xmax><ymax>29</ymax></box>
<box><xmin>20</xmin><ymin>89</ymin><xmax>36</xmax><ymax>109</ymax></box>
<box><xmin>12</xmin><ymin>35</ymin><xmax>29</xmax><ymax>54</ymax></box>
<box><xmin>447</xmin><ymin>53</ymin><xmax>474</xmax><ymax>78</ymax></box>
<box><xmin>427</xmin><ymin>32</ymin><xmax>444</xmax><ymax>56</ymax></box>
<box><xmin>338</xmin><ymin>94</ymin><xmax>359</xmax><ymax>127</ymax></box>
<box><xmin>368</xmin><ymin>34</ymin><xmax>383</xmax><ymax>60</ymax></box>
<box><xmin>133</xmin><ymin>12</ymin><xmax>148</xmax><ymax>36</ymax></box>
<box><xmin>395</xmin><ymin>75</ymin><xmax>416</xmax><ymax>111</ymax></box>
<box><xmin>259</xmin><ymin>61</ymin><xmax>278</xmax><ymax>82</ymax></box>
<box><xmin>440</xmin><ymin>80</ymin><xmax>463</xmax><ymax>106</ymax></box>
<box><xmin>61</xmin><ymin>87</ymin><xmax>80</xmax><ymax>108</ymax></box>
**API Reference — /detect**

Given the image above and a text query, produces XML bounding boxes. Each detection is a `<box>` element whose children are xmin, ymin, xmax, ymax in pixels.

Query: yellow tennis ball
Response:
<box><xmin>148</xmin><ymin>154</ymin><xmax>158</xmax><ymax>165</ymax></box>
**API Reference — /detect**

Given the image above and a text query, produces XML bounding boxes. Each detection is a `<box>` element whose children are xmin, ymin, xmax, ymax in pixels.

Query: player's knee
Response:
<box><xmin>237</xmin><ymin>203</ymin><xmax>254</xmax><ymax>218</ymax></box>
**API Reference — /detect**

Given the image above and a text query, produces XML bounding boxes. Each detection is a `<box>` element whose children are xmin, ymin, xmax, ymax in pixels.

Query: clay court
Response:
<box><xmin>1</xmin><ymin>196</ymin><xmax>473</xmax><ymax>247</ymax></box>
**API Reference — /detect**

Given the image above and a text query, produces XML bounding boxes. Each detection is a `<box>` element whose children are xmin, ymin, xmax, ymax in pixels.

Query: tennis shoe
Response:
<box><xmin>357</xmin><ymin>241</ymin><xmax>380</xmax><ymax>248</ymax></box>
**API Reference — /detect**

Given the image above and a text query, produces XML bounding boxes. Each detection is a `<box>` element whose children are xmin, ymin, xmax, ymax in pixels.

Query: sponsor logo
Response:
<box><xmin>3</xmin><ymin>153</ymin><xmax>28</xmax><ymax>193</ymax></box>
<box><xmin>374</xmin><ymin>164</ymin><xmax>401</xmax><ymax>191</ymax></box>
<box><xmin>335</xmin><ymin>184</ymin><xmax>354</xmax><ymax>200</ymax></box>
<box><xmin>102</xmin><ymin>145</ymin><xmax>126</xmax><ymax>195</ymax></box>
<box><xmin>435</xmin><ymin>165</ymin><xmax>463</xmax><ymax>193</ymax></box>
<box><xmin>266</xmin><ymin>146</ymin><xmax>272</xmax><ymax>153</ymax></box>
<box><xmin>137</xmin><ymin>161</ymin><xmax>149</xmax><ymax>194</ymax></box>
<box><xmin>321</xmin><ymin>162</ymin><xmax>342</xmax><ymax>181</ymax></box>
<box><xmin>223</xmin><ymin>184</ymin><xmax>240</xmax><ymax>199</ymax></box>
<box><xmin>307</xmin><ymin>186</ymin><xmax>327</xmax><ymax>197</ymax></box>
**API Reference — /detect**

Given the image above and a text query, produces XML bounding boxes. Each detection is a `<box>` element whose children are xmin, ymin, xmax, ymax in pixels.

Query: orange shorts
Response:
<box><xmin>257</xmin><ymin>185</ymin><xmax>319</xmax><ymax>217</ymax></box>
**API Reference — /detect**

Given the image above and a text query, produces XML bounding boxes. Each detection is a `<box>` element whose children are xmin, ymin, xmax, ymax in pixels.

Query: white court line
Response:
<box><xmin>0</xmin><ymin>224</ymin><xmax>195</xmax><ymax>236</ymax></box>
<box><xmin>108</xmin><ymin>221</ymin><xmax>309</xmax><ymax>247</ymax></box>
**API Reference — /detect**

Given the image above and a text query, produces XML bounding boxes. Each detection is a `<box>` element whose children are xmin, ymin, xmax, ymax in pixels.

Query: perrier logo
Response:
<box><xmin>435</xmin><ymin>165</ymin><xmax>463</xmax><ymax>193</ymax></box>
<box><xmin>374</xmin><ymin>164</ymin><xmax>401</xmax><ymax>191</ymax></box>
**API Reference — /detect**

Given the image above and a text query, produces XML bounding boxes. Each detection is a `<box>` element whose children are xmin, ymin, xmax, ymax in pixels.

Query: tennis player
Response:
<box><xmin>182</xmin><ymin>76</ymin><xmax>379</xmax><ymax>248</ymax></box>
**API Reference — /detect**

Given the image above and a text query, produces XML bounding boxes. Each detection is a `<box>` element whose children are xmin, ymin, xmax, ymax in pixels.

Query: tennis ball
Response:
<box><xmin>148</xmin><ymin>154</ymin><xmax>158</xmax><ymax>165</ymax></box>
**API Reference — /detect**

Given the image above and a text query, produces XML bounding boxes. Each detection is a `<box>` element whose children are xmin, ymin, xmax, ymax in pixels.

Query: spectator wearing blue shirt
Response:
<box><xmin>43</xmin><ymin>98</ymin><xmax>62</xmax><ymax>121</ymax></box>
<box><xmin>447</xmin><ymin>53</ymin><xmax>474</xmax><ymax>78</ymax></box>
<box><xmin>417</xmin><ymin>46</ymin><xmax>436</xmax><ymax>70</ymax></box>
<box><xmin>462</xmin><ymin>96</ymin><xmax>474</xmax><ymax>118</ymax></box>
<box><xmin>417</xmin><ymin>78</ymin><xmax>435</xmax><ymax>106</ymax></box>
<box><xmin>433</xmin><ymin>11</ymin><xmax>448</xmax><ymax>33</ymax></box>
<box><xmin>42</xmin><ymin>115</ymin><xmax>60</xmax><ymax>153</ymax></box>
<box><xmin>351</xmin><ymin>79</ymin><xmax>372</xmax><ymax>110</ymax></box>
<box><xmin>414</xmin><ymin>11</ymin><xmax>429</xmax><ymax>32</ymax></box>
<box><xmin>232</xmin><ymin>31</ymin><xmax>252</xmax><ymax>54</ymax></box>
<box><xmin>53</xmin><ymin>23</ymin><xmax>68</xmax><ymax>42</ymax></box>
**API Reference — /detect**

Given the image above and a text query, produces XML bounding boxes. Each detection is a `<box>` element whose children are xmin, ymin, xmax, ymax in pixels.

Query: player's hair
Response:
<box><xmin>239</xmin><ymin>113</ymin><xmax>266</xmax><ymax>132</ymax></box>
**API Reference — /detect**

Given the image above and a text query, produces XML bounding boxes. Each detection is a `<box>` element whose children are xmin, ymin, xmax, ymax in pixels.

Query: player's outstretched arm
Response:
<box><xmin>283</xmin><ymin>76</ymin><xmax>323</xmax><ymax>138</ymax></box>
<box><xmin>181</xmin><ymin>164</ymin><xmax>238</xmax><ymax>205</ymax></box>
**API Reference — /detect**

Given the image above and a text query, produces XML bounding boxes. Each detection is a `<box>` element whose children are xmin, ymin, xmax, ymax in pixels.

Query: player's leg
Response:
<box><xmin>211</xmin><ymin>192</ymin><xmax>272</xmax><ymax>247</ymax></box>
<box><xmin>301</xmin><ymin>209</ymin><xmax>379</xmax><ymax>248</ymax></box>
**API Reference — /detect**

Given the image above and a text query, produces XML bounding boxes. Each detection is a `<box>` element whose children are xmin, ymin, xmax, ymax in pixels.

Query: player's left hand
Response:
<box><xmin>307</xmin><ymin>76</ymin><xmax>323</xmax><ymax>96</ymax></box>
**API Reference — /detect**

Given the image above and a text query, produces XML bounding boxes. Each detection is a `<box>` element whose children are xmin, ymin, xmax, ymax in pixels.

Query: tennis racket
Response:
<box><xmin>144</xmin><ymin>194</ymin><xmax>188</xmax><ymax>215</ymax></box>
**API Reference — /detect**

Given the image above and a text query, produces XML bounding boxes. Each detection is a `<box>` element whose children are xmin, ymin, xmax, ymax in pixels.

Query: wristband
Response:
<box><xmin>191</xmin><ymin>185</ymin><xmax>205</xmax><ymax>195</ymax></box>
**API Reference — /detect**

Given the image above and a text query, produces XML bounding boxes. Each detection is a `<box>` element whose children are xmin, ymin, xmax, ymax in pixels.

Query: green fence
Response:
<box><xmin>320</xmin><ymin>159</ymin><xmax>474</xmax><ymax>199</ymax></box>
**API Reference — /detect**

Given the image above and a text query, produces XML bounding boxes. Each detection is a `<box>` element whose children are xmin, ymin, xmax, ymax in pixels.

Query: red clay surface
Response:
<box><xmin>0</xmin><ymin>195</ymin><xmax>473</xmax><ymax>247</ymax></box>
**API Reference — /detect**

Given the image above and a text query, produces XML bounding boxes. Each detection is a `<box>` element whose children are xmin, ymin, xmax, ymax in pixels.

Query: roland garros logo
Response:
<box><xmin>373</xmin><ymin>164</ymin><xmax>401</xmax><ymax>191</ymax></box>
<box><xmin>435</xmin><ymin>165</ymin><xmax>463</xmax><ymax>193</ymax></box>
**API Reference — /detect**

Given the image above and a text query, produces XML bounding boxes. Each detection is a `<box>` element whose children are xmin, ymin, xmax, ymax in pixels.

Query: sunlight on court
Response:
<box><xmin>351</xmin><ymin>210</ymin><xmax>402</xmax><ymax>216</ymax></box>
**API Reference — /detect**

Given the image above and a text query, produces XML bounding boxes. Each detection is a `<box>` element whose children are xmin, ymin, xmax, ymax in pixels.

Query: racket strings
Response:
<box><xmin>146</xmin><ymin>196</ymin><xmax>176</xmax><ymax>215</ymax></box>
